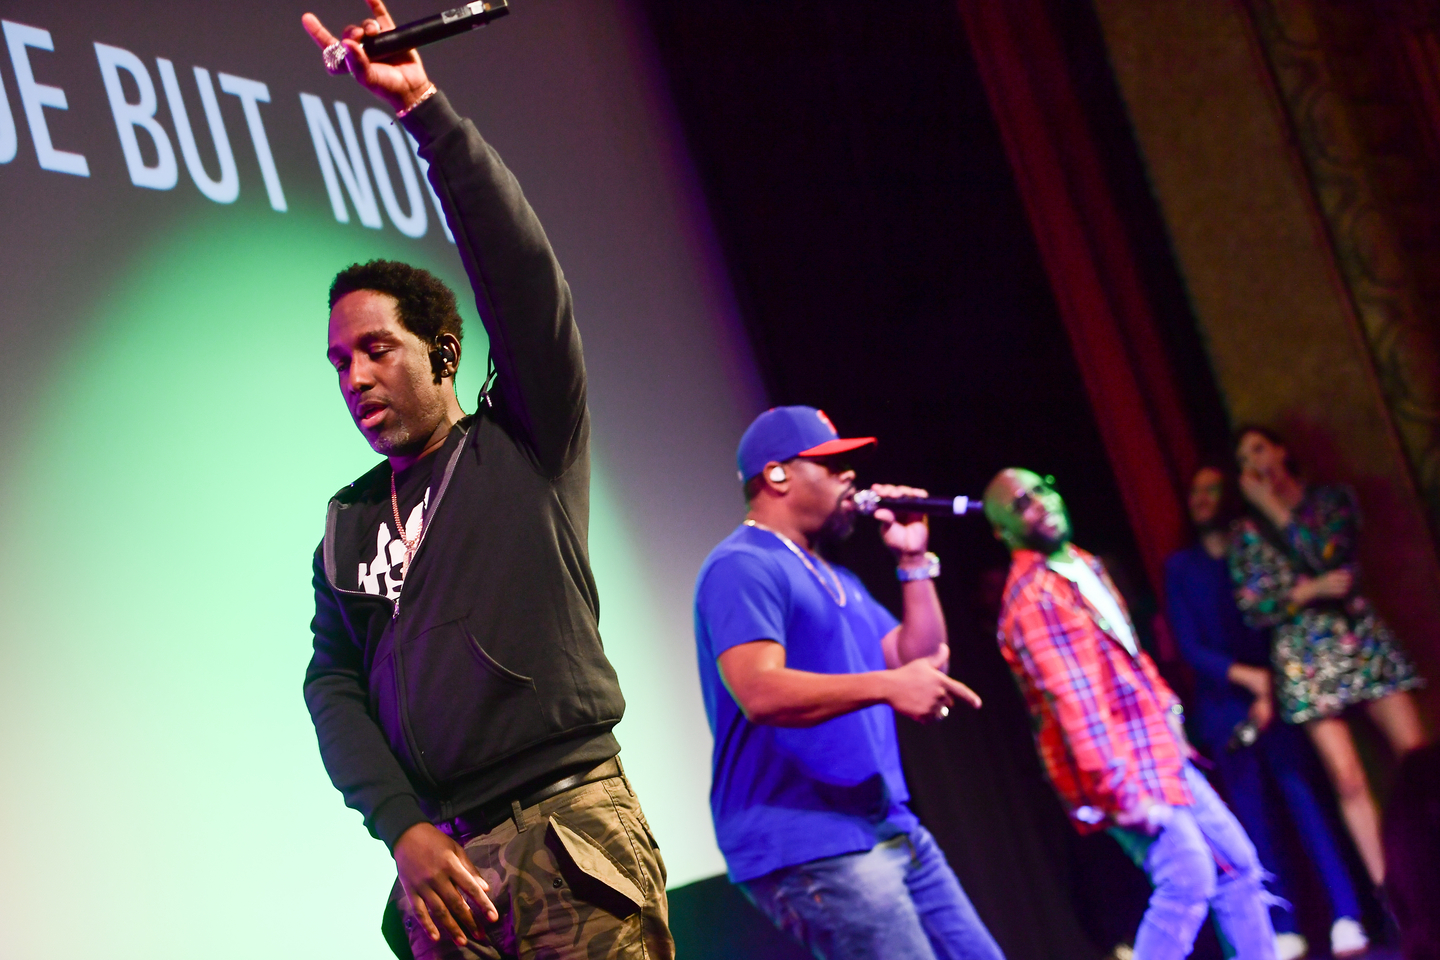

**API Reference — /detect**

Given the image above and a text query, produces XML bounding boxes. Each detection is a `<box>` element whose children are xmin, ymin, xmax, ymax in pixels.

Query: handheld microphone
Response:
<box><xmin>324</xmin><ymin>1</ymin><xmax>510</xmax><ymax>75</ymax></box>
<box><xmin>1226</xmin><ymin>718</ymin><xmax>1260</xmax><ymax>752</ymax></box>
<box><xmin>852</xmin><ymin>490</ymin><xmax>985</xmax><ymax>517</ymax></box>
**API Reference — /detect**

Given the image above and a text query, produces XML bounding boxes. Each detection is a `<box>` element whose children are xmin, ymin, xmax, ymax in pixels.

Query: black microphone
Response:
<box><xmin>852</xmin><ymin>490</ymin><xmax>985</xmax><ymax>517</ymax></box>
<box><xmin>325</xmin><ymin>1</ymin><xmax>510</xmax><ymax>74</ymax></box>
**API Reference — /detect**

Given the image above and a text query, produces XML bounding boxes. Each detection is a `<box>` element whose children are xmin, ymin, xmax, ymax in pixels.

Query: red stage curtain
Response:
<box><xmin>957</xmin><ymin>0</ymin><xmax>1199</xmax><ymax>593</ymax></box>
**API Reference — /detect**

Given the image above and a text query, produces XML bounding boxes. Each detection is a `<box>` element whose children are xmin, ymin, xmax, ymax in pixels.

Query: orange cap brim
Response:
<box><xmin>798</xmin><ymin>437</ymin><xmax>877</xmax><ymax>458</ymax></box>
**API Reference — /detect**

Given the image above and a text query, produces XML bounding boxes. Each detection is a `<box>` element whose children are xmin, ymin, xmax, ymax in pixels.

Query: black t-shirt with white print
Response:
<box><xmin>340</xmin><ymin>448</ymin><xmax>439</xmax><ymax>600</ymax></box>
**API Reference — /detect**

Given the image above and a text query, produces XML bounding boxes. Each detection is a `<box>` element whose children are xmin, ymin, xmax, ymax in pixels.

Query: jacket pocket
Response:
<box><xmin>398</xmin><ymin>618</ymin><xmax>550</xmax><ymax>780</ymax></box>
<box><xmin>467</xmin><ymin>636</ymin><xmax>533</xmax><ymax>686</ymax></box>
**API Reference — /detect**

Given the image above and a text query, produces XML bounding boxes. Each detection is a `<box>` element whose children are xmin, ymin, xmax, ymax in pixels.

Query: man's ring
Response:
<box><xmin>323</xmin><ymin>41</ymin><xmax>350</xmax><ymax>75</ymax></box>
<box><xmin>938</xmin><ymin>705</ymin><xmax>950</xmax><ymax>719</ymax></box>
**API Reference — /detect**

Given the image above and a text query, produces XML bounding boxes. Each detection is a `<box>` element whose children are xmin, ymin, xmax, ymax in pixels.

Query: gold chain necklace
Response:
<box><xmin>744</xmin><ymin>519</ymin><xmax>847</xmax><ymax>606</ymax></box>
<box><xmin>390</xmin><ymin>469</ymin><xmax>425</xmax><ymax>574</ymax></box>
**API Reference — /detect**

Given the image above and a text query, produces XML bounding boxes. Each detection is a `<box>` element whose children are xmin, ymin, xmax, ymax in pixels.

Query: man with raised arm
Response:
<box><xmin>985</xmin><ymin>468</ymin><xmax>1274</xmax><ymax>960</ymax></box>
<box><xmin>693</xmin><ymin>406</ymin><xmax>1005</xmax><ymax>960</ymax></box>
<box><xmin>300</xmin><ymin>5</ymin><xmax>671</xmax><ymax>957</ymax></box>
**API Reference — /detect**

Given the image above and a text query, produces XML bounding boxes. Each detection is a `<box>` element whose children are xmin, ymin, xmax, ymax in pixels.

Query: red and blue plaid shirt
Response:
<box><xmin>997</xmin><ymin>547</ymin><xmax>1192</xmax><ymax>833</ymax></box>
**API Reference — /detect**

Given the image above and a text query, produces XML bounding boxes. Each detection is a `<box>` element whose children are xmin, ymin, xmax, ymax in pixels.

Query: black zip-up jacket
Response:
<box><xmin>304</xmin><ymin>92</ymin><xmax>625</xmax><ymax>851</ymax></box>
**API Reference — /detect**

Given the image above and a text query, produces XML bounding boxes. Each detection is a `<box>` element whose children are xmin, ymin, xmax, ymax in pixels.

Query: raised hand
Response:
<box><xmin>870</xmin><ymin>484</ymin><xmax>930</xmax><ymax>560</ymax></box>
<box><xmin>1240</xmin><ymin>466</ymin><xmax>1292</xmax><ymax>527</ymax></box>
<box><xmin>884</xmin><ymin>657</ymin><xmax>981</xmax><ymax>722</ymax></box>
<box><xmin>393</xmin><ymin>822</ymin><xmax>498</xmax><ymax>947</ymax></box>
<box><xmin>1239</xmin><ymin>467</ymin><xmax>1270</xmax><ymax>509</ymax></box>
<box><xmin>302</xmin><ymin>0</ymin><xmax>433</xmax><ymax>113</ymax></box>
<box><xmin>1291</xmin><ymin>568</ymin><xmax>1354</xmax><ymax>607</ymax></box>
<box><xmin>1313</xmin><ymin>568</ymin><xmax>1354</xmax><ymax>599</ymax></box>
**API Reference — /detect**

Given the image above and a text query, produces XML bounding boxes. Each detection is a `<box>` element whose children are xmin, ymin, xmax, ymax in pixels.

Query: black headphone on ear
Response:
<box><xmin>431</xmin><ymin>341</ymin><xmax>458</xmax><ymax>380</ymax></box>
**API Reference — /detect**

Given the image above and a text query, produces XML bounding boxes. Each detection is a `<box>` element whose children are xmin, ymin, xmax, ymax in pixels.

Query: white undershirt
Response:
<box><xmin>1047</xmin><ymin>548</ymin><xmax>1139</xmax><ymax>657</ymax></box>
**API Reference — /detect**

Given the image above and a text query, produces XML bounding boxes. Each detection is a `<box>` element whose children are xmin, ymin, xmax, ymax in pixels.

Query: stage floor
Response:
<box><xmin>668</xmin><ymin>874</ymin><xmax>1409</xmax><ymax>960</ymax></box>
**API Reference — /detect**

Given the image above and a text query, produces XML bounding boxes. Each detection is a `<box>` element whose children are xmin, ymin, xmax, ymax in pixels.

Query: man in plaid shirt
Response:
<box><xmin>984</xmin><ymin>469</ymin><xmax>1275</xmax><ymax>960</ymax></box>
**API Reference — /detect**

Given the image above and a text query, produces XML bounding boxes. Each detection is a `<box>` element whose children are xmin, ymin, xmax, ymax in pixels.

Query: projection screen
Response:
<box><xmin>0</xmin><ymin>2</ymin><xmax>762</xmax><ymax>956</ymax></box>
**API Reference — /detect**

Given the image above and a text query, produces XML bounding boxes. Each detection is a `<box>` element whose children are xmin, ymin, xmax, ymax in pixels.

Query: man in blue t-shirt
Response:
<box><xmin>693</xmin><ymin>406</ymin><xmax>1005</xmax><ymax>960</ymax></box>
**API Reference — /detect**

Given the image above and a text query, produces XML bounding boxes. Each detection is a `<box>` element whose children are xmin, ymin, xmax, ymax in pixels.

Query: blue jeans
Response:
<box><xmin>1112</xmin><ymin>765</ymin><xmax>1276</xmax><ymax>960</ymax></box>
<box><xmin>1212</xmin><ymin>722</ymin><xmax>1361</xmax><ymax>931</ymax></box>
<box><xmin>739</xmin><ymin>825</ymin><xmax>1005</xmax><ymax>960</ymax></box>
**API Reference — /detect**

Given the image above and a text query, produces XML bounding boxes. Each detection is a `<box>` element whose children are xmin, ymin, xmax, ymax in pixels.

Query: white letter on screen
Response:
<box><xmin>94</xmin><ymin>42</ymin><xmax>176</xmax><ymax>189</ymax></box>
<box><xmin>406</xmin><ymin>131</ymin><xmax>453</xmax><ymax>243</ymax></box>
<box><xmin>217</xmin><ymin>73</ymin><xmax>286</xmax><ymax>212</ymax></box>
<box><xmin>3</xmin><ymin>21</ymin><xmax>88</xmax><ymax>175</ymax></box>
<box><xmin>362</xmin><ymin>108</ymin><xmax>426</xmax><ymax>238</ymax></box>
<box><xmin>299</xmin><ymin>93</ymin><xmax>381</xmax><ymax>228</ymax></box>
<box><xmin>157</xmin><ymin>59</ymin><xmax>237</xmax><ymax>204</ymax></box>
<box><xmin>0</xmin><ymin>52</ymin><xmax>16</xmax><ymax>163</ymax></box>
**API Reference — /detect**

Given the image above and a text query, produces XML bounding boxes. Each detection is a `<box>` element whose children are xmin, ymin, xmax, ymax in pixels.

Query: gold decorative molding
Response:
<box><xmin>1090</xmin><ymin>0</ymin><xmax>1440</xmax><ymax>706</ymax></box>
<box><xmin>1245</xmin><ymin>0</ymin><xmax>1440</xmax><ymax>548</ymax></box>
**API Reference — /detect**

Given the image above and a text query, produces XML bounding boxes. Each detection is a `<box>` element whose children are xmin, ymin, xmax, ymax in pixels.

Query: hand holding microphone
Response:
<box><xmin>866</xmin><ymin>484</ymin><xmax>933</xmax><ymax>559</ymax></box>
<box><xmin>303</xmin><ymin>0</ymin><xmax>510</xmax><ymax>114</ymax></box>
<box><xmin>310</xmin><ymin>1</ymin><xmax>510</xmax><ymax>78</ymax></box>
<box><xmin>853</xmin><ymin>489</ymin><xmax>985</xmax><ymax>518</ymax></box>
<box><xmin>855</xmin><ymin>483</ymin><xmax>981</xmax><ymax>582</ymax></box>
<box><xmin>303</xmin><ymin>0</ymin><xmax>433</xmax><ymax>114</ymax></box>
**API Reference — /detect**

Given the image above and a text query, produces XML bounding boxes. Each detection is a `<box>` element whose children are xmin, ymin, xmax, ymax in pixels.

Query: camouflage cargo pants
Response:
<box><xmin>393</xmin><ymin>771</ymin><xmax>674</xmax><ymax>960</ymax></box>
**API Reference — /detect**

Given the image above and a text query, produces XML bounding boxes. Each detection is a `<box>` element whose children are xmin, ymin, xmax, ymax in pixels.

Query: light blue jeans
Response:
<box><xmin>739</xmin><ymin>825</ymin><xmax>1005</xmax><ymax>960</ymax></box>
<box><xmin>1111</xmin><ymin>765</ymin><xmax>1277</xmax><ymax>960</ymax></box>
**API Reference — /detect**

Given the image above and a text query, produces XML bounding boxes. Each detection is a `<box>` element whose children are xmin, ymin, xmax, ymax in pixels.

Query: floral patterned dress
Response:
<box><xmin>1229</xmin><ymin>484</ymin><xmax>1423</xmax><ymax>723</ymax></box>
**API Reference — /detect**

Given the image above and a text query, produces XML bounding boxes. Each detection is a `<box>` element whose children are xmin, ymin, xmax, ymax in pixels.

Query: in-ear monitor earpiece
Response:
<box><xmin>432</xmin><ymin>341</ymin><xmax>458</xmax><ymax>379</ymax></box>
<box><xmin>769</xmin><ymin>466</ymin><xmax>787</xmax><ymax>483</ymax></box>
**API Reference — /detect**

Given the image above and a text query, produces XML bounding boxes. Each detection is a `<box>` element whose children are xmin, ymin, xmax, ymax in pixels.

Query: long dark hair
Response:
<box><xmin>1231</xmin><ymin>426</ymin><xmax>1312</xmax><ymax>565</ymax></box>
<box><xmin>1232</xmin><ymin>424</ymin><xmax>1301</xmax><ymax>480</ymax></box>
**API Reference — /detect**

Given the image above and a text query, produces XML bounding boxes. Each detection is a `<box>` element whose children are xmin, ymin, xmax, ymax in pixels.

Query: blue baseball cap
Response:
<box><xmin>736</xmin><ymin>406</ymin><xmax>876</xmax><ymax>482</ymax></box>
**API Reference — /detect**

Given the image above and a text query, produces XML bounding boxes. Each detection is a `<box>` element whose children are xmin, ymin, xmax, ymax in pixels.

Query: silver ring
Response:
<box><xmin>938</xmin><ymin>706</ymin><xmax>950</xmax><ymax>720</ymax></box>
<box><xmin>322</xmin><ymin>41</ymin><xmax>350</xmax><ymax>75</ymax></box>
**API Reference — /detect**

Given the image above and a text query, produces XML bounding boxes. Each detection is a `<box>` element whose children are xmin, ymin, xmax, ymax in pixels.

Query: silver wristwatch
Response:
<box><xmin>896</xmin><ymin>552</ymin><xmax>941</xmax><ymax>582</ymax></box>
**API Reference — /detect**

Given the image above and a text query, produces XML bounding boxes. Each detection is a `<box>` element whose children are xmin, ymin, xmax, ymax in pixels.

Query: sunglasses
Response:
<box><xmin>1010</xmin><ymin>475</ymin><xmax>1057</xmax><ymax>516</ymax></box>
<box><xmin>802</xmin><ymin>455</ymin><xmax>857</xmax><ymax>475</ymax></box>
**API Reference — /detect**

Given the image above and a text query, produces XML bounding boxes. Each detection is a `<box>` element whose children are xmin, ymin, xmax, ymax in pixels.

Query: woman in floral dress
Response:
<box><xmin>1230</xmin><ymin>426</ymin><xmax>1427</xmax><ymax>886</ymax></box>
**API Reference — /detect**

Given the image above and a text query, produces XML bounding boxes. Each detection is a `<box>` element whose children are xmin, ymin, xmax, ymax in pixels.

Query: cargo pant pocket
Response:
<box><xmin>547</xmin><ymin>816</ymin><xmax>644</xmax><ymax>919</ymax></box>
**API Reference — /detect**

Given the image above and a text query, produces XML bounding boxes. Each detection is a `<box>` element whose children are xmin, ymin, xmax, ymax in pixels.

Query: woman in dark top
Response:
<box><xmin>1231</xmin><ymin>426</ymin><xmax>1427</xmax><ymax>887</ymax></box>
<box><xmin>1167</xmin><ymin>464</ymin><xmax>1365</xmax><ymax>958</ymax></box>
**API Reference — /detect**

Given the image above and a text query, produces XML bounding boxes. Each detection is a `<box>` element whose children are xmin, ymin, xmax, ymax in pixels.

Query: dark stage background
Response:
<box><xmin>0</xmin><ymin>0</ymin><xmax>1400</xmax><ymax>957</ymax></box>
<box><xmin>643</xmin><ymin>2</ymin><xmax>1336</xmax><ymax>958</ymax></box>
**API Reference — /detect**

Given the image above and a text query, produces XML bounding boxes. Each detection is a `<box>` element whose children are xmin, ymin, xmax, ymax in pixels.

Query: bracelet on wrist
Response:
<box><xmin>896</xmin><ymin>552</ymin><xmax>940</xmax><ymax>582</ymax></box>
<box><xmin>396</xmin><ymin>83</ymin><xmax>438</xmax><ymax>118</ymax></box>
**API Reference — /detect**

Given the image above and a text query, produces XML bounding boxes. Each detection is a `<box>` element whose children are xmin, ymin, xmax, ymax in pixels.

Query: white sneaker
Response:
<box><xmin>1331</xmin><ymin>917</ymin><xmax>1369</xmax><ymax>958</ymax></box>
<box><xmin>1275</xmin><ymin>931</ymin><xmax>1308</xmax><ymax>960</ymax></box>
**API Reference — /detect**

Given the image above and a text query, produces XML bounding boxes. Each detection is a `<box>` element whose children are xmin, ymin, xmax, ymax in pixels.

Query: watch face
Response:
<box><xmin>898</xmin><ymin>554</ymin><xmax>940</xmax><ymax>582</ymax></box>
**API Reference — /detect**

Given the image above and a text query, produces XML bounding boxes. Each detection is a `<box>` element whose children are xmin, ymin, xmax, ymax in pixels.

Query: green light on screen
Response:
<box><xmin>0</xmin><ymin>204</ymin><xmax>681</xmax><ymax>959</ymax></box>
